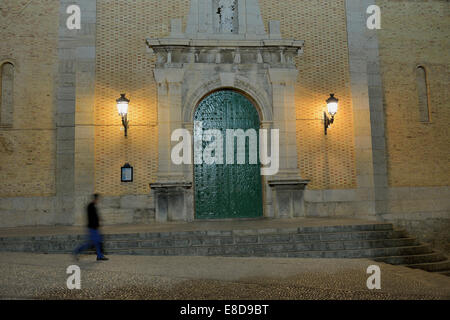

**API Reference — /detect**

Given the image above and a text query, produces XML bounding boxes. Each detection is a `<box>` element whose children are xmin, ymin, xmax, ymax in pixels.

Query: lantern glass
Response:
<box><xmin>326</xmin><ymin>94</ymin><xmax>339</xmax><ymax>116</ymax></box>
<box><xmin>327</xmin><ymin>102</ymin><xmax>338</xmax><ymax>116</ymax></box>
<box><xmin>116</xmin><ymin>93</ymin><xmax>129</xmax><ymax>117</ymax></box>
<box><xmin>117</xmin><ymin>101</ymin><xmax>128</xmax><ymax>116</ymax></box>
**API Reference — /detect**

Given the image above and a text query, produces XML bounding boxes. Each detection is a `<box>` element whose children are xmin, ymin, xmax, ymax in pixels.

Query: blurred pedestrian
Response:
<box><xmin>73</xmin><ymin>194</ymin><xmax>109</xmax><ymax>261</ymax></box>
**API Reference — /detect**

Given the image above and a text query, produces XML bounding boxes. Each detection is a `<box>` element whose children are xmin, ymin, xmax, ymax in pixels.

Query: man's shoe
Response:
<box><xmin>97</xmin><ymin>256</ymin><xmax>109</xmax><ymax>261</ymax></box>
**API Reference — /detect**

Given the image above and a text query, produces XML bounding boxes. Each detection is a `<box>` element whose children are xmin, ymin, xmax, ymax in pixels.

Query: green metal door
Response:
<box><xmin>194</xmin><ymin>90</ymin><xmax>263</xmax><ymax>219</ymax></box>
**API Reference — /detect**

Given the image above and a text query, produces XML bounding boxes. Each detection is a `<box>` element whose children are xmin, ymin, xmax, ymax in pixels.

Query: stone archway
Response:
<box><xmin>183</xmin><ymin>75</ymin><xmax>273</xmax><ymax>125</ymax></box>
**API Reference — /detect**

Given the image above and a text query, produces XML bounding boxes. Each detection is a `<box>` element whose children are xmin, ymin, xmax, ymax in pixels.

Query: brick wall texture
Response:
<box><xmin>0</xmin><ymin>0</ymin><xmax>59</xmax><ymax>197</ymax></box>
<box><xmin>260</xmin><ymin>0</ymin><xmax>356</xmax><ymax>190</ymax></box>
<box><xmin>376</xmin><ymin>0</ymin><xmax>450</xmax><ymax>187</ymax></box>
<box><xmin>94</xmin><ymin>0</ymin><xmax>190</xmax><ymax>196</ymax></box>
<box><xmin>0</xmin><ymin>0</ymin><xmax>448</xmax><ymax>198</ymax></box>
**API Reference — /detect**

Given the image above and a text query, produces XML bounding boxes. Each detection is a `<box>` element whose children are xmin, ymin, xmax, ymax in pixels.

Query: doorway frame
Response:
<box><xmin>192</xmin><ymin>88</ymin><xmax>265</xmax><ymax>220</ymax></box>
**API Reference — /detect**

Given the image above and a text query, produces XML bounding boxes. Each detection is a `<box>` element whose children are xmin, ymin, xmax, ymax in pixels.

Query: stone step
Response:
<box><xmin>293</xmin><ymin>230</ymin><xmax>407</xmax><ymax>242</ymax></box>
<box><xmin>0</xmin><ymin>222</ymin><xmax>446</xmax><ymax>275</ymax></box>
<box><xmin>0</xmin><ymin>232</ymin><xmax>414</xmax><ymax>254</ymax></box>
<box><xmin>65</xmin><ymin>243</ymin><xmax>433</xmax><ymax>259</ymax></box>
<box><xmin>405</xmin><ymin>259</ymin><xmax>450</xmax><ymax>272</ymax></box>
<box><xmin>105</xmin><ymin>233</ymin><xmax>413</xmax><ymax>249</ymax></box>
<box><xmin>0</xmin><ymin>229</ymin><xmax>407</xmax><ymax>249</ymax></box>
<box><xmin>130</xmin><ymin>240</ymin><xmax>426</xmax><ymax>254</ymax></box>
<box><xmin>101</xmin><ymin>229</ymin><xmax>406</xmax><ymax>243</ymax></box>
<box><xmin>282</xmin><ymin>245</ymin><xmax>433</xmax><ymax>259</ymax></box>
<box><xmin>110</xmin><ymin>238</ymin><xmax>420</xmax><ymax>252</ymax></box>
<box><xmin>373</xmin><ymin>252</ymin><xmax>447</xmax><ymax>265</ymax></box>
<box><xmin>0</xmin><ymin>223</ymin><xmax>395</xmax><ymax>243</ymax></box>
<box><xmin>438</xmin><ymin>271</ymin><xmax>450</xmax><ymax>277</ymax></box>
<box><xmin>339</xmin><ymin>238</ymin><xmax>418</xmax><ymax>249</ymax></box>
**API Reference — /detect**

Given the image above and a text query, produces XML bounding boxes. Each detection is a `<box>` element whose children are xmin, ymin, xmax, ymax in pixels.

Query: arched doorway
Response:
<box><xmin>194</xmin><ymin>90</ymin><xmax>263</xmax><ymax>219</ymax></box>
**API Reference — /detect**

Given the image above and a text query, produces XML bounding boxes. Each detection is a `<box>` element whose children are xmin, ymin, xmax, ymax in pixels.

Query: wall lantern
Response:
<box><xmin>121</xmin><ymin>163</ymin><xmax>133</xmax><ymax>182</ymax></box>
<box><xmin>116</xmin><ymin>93</ymin><xmax>130</xmax><ymax>137</ymax></box>
<box><xmin>324</xmin><ymin>93</ymin><xmax>339</xmax><ymax>135</ymax></box>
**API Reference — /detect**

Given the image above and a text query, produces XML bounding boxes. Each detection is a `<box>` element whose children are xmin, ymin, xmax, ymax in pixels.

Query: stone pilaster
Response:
<box><xmin>268</xmin><ymin>68</ymin><xmax>301</xmax><ymax>178</ymax></box>
<box><xmin>152</xmin><ymin>68</ymin><xmax>193</xmax><ymax>222</ymax></box>
<box><xmin>267</xmin><ymin>68</ymin><xmax>309</xmax><ymax>218</ymax></box>
<box><xmin>55</xmin><ymin>0</ymin><xmax>96</xmax><ymax>225</ymax></box>
<box><xmin>154</xmin><ymin>68</ymin><xmax>186</xmax><ymax>182</ymax></box>
<box><xmin>345</xmin><ymin>0</ymin><xmax>388</xmax><ymax>218</ymax></box>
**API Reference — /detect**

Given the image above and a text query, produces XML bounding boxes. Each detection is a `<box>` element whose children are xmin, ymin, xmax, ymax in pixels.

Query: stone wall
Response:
<box><xmin>377</xmin><ymin>0</ymin><xmax>449</xmax><ymax>188</ymax></box>
<box><xmin>0</xmin><ymin>0</ymin><xmax>448</xmax><ymax>246</ymax></box>
<box><xmin>375</xmin><ymin>0</ymin><xmax>450</xmax><ymax>252</ymax></box>
<box><xmin>0</xmin><ymin>0</ymin><xmax>59</xmax><ymax>227</ymax></box>
<box><xmin>96</xmin><ymin>195</ymin><xmax>155</xmax><ymax>225</ymax></box>
<box><xmin>382</xmin><ymin>186</ymin><xmax>450</xmax><ymax>253</ymax></box>
<box><xmin>0</xmin><ymin>0</ymin><xmax>59</xmax><ymax>198</ymax></box>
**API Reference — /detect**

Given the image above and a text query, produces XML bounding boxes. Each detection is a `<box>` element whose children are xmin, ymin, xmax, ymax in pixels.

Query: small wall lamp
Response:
<box><xmin>116</xmin><ymin>93</ymin><xmax>130</xmax><ymax>137</ymax></box>
<box><xmin>324</xmin><ymin>93</ymin><xmax>339</xmax><ymax>135</ymax></box>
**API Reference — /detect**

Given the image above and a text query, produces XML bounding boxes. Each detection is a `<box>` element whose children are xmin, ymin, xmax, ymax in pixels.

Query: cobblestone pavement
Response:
<box><xmin>0</xmin><ymin>252</ymin><xmax>449</xmax><ymax>300</ymax></box>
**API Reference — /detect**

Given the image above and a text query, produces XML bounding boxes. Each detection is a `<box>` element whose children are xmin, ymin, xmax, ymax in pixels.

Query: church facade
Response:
<box><xmin>0</xmin><ymin>0</ymin><xmax>448</xmax><ymax>252</ymax></box>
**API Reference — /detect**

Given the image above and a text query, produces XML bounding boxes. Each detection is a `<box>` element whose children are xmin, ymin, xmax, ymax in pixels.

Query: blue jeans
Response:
<box><xmin>74</xmin><ymin>228</ymin><xmax>104</xmax><ymax>258</ymax></box>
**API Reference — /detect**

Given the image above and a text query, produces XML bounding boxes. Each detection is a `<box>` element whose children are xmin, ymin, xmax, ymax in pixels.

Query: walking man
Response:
<box><xmin>73</xmin><ymin>194</ymin><xmax>109</xmax><ymax>261</ymax></box>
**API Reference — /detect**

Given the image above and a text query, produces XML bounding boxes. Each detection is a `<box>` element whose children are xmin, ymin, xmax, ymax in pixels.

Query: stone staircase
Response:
<box><xmin>0</xmin><ymin>222</ymin><xmax>449</xmax><ymax>276</ymax></box>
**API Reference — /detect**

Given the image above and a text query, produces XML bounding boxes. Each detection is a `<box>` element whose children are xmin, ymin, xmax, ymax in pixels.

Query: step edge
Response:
<box><xmin>0</xmin><ymin>229</ymin><xmax>406</xmax><ymax>243</ymax></box>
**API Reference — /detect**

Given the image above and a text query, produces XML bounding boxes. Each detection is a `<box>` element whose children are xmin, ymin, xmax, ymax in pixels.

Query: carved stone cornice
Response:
<box><xmin>146</xmin><ymin>38</ymin><xmax>304</xmax><ymax>68</ymax></box>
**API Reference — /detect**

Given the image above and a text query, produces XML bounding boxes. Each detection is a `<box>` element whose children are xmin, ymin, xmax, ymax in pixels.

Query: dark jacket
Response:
<box><xmin>87</xmin><ymin>202</ymin><xmax>100</xmax><ymax>230</ymax></box>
